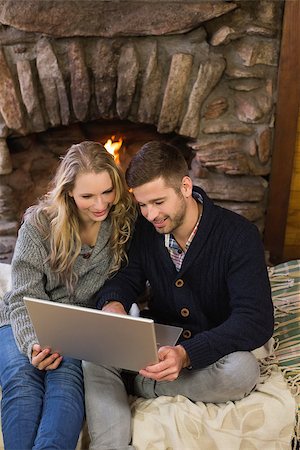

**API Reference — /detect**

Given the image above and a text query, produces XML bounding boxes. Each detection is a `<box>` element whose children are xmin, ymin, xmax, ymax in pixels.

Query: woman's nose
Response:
<box><xmin>93</xmin><ymin>196</ymin><xmax>105</xmax><ymax>208</ymax></box>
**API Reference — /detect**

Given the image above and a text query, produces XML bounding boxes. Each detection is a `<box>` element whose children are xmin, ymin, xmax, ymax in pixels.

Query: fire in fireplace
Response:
<box><xmin>104</xmin><ymin>136</ymin><xmax>123</xmax><ymax>165</ymax></box>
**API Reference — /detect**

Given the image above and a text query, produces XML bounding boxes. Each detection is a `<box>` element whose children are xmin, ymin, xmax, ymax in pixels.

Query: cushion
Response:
<box><xmin>0</xmin><ymin>262</ymin><xmax>11</xmax><ymax>299</ymax></box>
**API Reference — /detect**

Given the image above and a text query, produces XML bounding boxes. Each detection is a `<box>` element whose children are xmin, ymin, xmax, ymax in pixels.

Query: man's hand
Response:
<box><xmin>102</xmin><ymin>301</ymin><xmax>127</xmax><ymax>315</ymax></box>
<box><xmin>31</xmin><ymin>343</ymin><xmax>63</xmax><ymax>371</ymax></box>
<box><xmin>139</xmin><ymin>344</ymin><xmax>191</xmax><ymax>381</ymax></box>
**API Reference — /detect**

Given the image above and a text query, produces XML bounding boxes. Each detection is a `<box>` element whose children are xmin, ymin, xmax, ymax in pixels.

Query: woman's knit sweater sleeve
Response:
<box><xmin>5</xmin><ymin>222</ymin><xmax>50</xmax><ymax>360</ymax></box>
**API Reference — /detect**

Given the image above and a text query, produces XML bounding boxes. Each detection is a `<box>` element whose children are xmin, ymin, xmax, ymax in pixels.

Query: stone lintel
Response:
<box><xmin>0</xmin><ymin>1</ymin><xmax>238</xmax><ymax>37</ymax></box>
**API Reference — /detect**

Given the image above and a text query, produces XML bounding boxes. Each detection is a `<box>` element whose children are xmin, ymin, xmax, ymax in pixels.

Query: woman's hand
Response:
<box><xmin>31</xmin><ymin>343</ymin><xmax>63</xmax><ymax>371</ymax></box>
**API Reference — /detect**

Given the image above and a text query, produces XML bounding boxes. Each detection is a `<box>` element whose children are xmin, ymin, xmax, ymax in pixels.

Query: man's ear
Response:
<box><xmin>181</xmin><ymin>176</ymin><xmax>193</xmax><ymax>197</ymax></box>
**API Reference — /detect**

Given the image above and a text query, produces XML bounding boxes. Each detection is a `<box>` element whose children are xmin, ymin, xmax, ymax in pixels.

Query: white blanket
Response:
<box><xmin>0</xmin><ymin>263</ymin><xmax>297</xmax><ymax>450</ymax></box>
<box><xmin>131</xmin><ymin>369</ymin><xmax>296</xmax><ymax>450</ymax></box>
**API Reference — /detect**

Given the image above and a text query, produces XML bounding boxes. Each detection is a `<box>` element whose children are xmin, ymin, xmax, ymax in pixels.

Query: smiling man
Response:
<box><xmin>83</xmin><ymin>141</ymin><xmax>274</xmax><ymax>450</ymax></box>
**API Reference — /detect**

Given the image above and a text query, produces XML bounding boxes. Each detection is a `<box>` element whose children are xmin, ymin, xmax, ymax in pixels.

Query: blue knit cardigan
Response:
<box><xmin>97</xmin><ymin>186</ymin><xmax>274</xmax><ymax>370</ymax></box>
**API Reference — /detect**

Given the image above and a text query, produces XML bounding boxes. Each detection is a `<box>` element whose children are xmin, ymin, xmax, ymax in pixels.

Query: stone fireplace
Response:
<box><xmin>0</xmin><ymin>0</ymin><xmax>284</xmax><ymax>262</ymax></box>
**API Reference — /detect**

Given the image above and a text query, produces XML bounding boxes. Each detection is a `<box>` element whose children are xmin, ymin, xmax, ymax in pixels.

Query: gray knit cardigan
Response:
<box><xmin>0</xmin><ymin>215</ymin><xmax>113</xmax><ymax>361</ymax></box>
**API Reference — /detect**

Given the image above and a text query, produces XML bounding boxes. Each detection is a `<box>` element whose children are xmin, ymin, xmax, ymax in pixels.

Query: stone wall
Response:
<box><xmin>0</xmin><ymin>0</ymin><xmax>285</xmax><ymax>262</ymax></box>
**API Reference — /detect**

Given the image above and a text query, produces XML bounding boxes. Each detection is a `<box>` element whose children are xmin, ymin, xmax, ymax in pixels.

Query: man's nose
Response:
<box><xmin>144</xmin><ymin>205</ymin><xmax>158</xmax><ymax>221</ymax></box>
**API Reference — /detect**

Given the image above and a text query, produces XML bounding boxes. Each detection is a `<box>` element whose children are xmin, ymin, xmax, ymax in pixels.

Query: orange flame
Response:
<box><xmin>104</xmin><ymin>136</ymin><xmax>123</xmax><ymax>163</ymax></box>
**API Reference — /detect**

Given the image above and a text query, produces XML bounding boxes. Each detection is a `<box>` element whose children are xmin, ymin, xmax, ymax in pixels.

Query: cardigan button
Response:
<box><xmin>180</xmin><ymin>307</ymin><xmax>190</xmax><ymax>318</ymax></box>
<box><xmin>82</xmin><ymin>252</ymin><xmax>91</xmax><ymax>259</ymax></box>
<box><xmin>182</xmin><ymin>329</ymin><xmax>192</xmax><ymax>339</ymax></box>
<box><xmin>175</xmin><ymin>279</ymin><xmax>184</xmax><ymax>287</ymax></box>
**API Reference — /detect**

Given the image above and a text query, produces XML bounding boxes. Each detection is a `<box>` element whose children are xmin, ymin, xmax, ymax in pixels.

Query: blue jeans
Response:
<box><xmin>83</xmin><ymin>351</ymin><xmax>260</xmax><ymax>450</ymax></box>
<box><xmin>0</xmin><ymin>325</ymin><xmax>84</xmax><ymax>450</ymax></box>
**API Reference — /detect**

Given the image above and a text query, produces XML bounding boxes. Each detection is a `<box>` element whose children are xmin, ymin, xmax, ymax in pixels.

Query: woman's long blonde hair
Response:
<box><xmin>25</xmin><ymin>141</ymin><xmax>136</xmax><ymax>293</ymax></box>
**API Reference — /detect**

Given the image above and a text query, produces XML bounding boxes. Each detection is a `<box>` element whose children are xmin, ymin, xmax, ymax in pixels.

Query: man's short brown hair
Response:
<box><xmin>125</xmin><ymin>141</ymin><xmax>189</xmax><ymax>189</ymax></box>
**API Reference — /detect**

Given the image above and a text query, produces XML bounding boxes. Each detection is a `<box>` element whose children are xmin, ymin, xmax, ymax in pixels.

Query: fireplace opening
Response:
<box><xmin>0</xmin><ymin>119</ymin><xmax>193</xmax><ymax>263</ymax></box>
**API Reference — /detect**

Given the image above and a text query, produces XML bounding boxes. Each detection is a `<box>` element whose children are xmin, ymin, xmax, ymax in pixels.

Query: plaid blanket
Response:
<box><xmin>269</xmin><ymin>259</ymin><xmax>300</xmax><ymax>445</ymax></box>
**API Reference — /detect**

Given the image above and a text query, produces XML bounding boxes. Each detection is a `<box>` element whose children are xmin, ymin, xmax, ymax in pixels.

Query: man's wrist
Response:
<box><xmin>178</xmin><ymin>344</ymin><xmax>191</xmax><ymax>368</ymax></box>
<box><xmin>102</xmin><ymin>301</ymin><xmax>127</xmax><ymax>315</ymax></box>
<box><xmin>102</xmin><ymin>300</ymin><xmax>121</xmax><ymax>309</ymax></box>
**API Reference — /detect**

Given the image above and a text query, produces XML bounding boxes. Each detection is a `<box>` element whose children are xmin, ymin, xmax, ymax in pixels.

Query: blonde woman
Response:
<box><xmin>0</xmin><ymin>141</ymin><xmax>136</xmax><ymax>450</ymax></box>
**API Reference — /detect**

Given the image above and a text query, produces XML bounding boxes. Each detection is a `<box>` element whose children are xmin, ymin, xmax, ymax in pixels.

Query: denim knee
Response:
<box><xmin>34</xmin><ymin>358</ymin><xmax>84</xmax><ymax>450</ymax></box>
<box><xmin>214</xmin><ymin>351</ymin><xmax>260</xmax><ymax>398</ymax></box>
<box><xmin>45</xmin><ymin>357</ymin><xmax>83</xmax><ymax>388</ymax></box>
<box><xmin>44</xmin><ymin>357</ymin><xmax>84</xmax><ymax>407</ymax></box>
<box><xmin>133</xmin><ymin>351</ymin><xmax>260</xmax><ymax>403</ymax></box>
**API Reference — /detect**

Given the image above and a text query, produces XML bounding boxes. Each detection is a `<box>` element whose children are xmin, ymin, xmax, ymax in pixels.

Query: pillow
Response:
<box><xmin>0</xmin><ymin>262</ymin><xmax>11</xmax><ymax>300</ymax></box>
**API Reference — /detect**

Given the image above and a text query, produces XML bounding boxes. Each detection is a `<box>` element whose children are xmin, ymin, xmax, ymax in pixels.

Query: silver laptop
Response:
<box><xmin>24</xmin><ymin>296</ymin><xmax>183</xmax><ymax>372</ymax></box>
